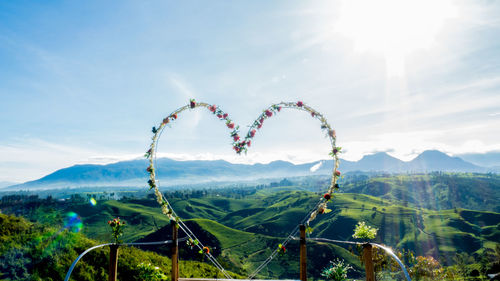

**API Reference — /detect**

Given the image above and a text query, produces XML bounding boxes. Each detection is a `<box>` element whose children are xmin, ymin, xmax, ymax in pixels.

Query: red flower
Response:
<box><xmin>277</xmin><ymin>106</ymin><xmax>282</xmax><ymax>112</ymax></box>
<box><xmin>171</xmin><ymin>114</ymin><xmax>177</xmax><ymax>119</ymax></box>
<box><xmin>318</xmin><ymin>208</ymin><xmax>325</xmax><ymax>214</ymax></box>
<box><xmin>259</xmin><ymin>118</ymin><xmax>264</xmax><ymax>124</ymax></box>
<box><xmin>227</xmin><ymin>122</ymin><xmax>235</xmax><ymax>129</ymax></box>
<box><xmin>250</xmin><ymin>129</ymin><xmax>256</xmax><ymax>137</ymax></box>
<box><xmin>335</xmin><ymin>170</ymin><xmax>341</xmax><ymax>176</ymax></box>
<box><xmin>311</xmin><ymin>112</ymin><xmax>316</xmax><ymax>117</ymax></box>
<box><xmin>257</xmin><ymin>124</ymin><xmax>262</xmax><ymax>129</ymax></box>
<box><xmin>247</xmin><ymin>140</ymin><xmax>251</xmax><ymax>147</ymax></box>
<box><xmin>190</xmin><ymin>100</ymin><xmax>196</xmax><ymax>108</ymax></box>
<box><xmin>233</xmin><ymin>135</ymin><xmax>240</xmax><ymax>141</ymax></box>
<box><xmin>163</xmin><ymin>117</ymin><xmax>169</xmax><ymax>124</ymax></box>
<box><xmin>209</xmin><ymin>105</ymin><xmax>217</xmax><ymax>112</ymax></box>
<box><xmin>223</xmin><ymin>113</ymin><xmax>228</xmax><ymax>119</ymax></box>
<box><xmin>203</xmin><ymin>246</ymin><xmax>210</xmax><ymax>254</ymax></box>
<box><xmin>265</xmin><ymin>110</ymin><xmax>273</xmax><ymax>117</ymax></box>
<box><xmin>217</xmin><ymin>114</ymin><xmax>223</xmax><ymax>118</ymax></box>
<box><xmin>324</xmin><ymin>193</ymin><xmax>331</xmax><ymax>200</ymax></box>
<box><xmin>297</xmin><ymin>101</ymin><xmax>303</xmax><ymax>107</ymax></box>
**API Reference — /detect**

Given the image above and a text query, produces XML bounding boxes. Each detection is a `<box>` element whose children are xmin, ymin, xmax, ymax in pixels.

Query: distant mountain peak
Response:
<box><xmin>5</xmin><ymin>150</ymin><xmax>493</xmax><ymax>191</ymax></box>
<box><xmin>416</xmin><ymin>150</ymin><xmax>450</xmax><ymax>158</ymax></box>
<box><xmin>360</xmin><ymin>152</ymin><xmax>398</xmax><ymax>160</ymax></box>
<box><xmin>409</xmin><ymin>150</ymin><xmax>481</xmax><ymax>171</ymax></box>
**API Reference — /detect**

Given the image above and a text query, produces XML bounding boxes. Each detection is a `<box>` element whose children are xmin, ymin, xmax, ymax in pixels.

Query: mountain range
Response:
<box><xmin>4</xmin><ymin>150</ymin><xmax>498</xmax><ymax>190</ymax></box>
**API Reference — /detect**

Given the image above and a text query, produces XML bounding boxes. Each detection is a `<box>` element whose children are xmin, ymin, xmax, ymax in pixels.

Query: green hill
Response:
<box><xmin>2</xmin><ymin>173</ymin><xmax>500</xmax><ymax>279</ymax></box>
<box><xmin>0</xmin><ymin>213</ymin><xmax>242</xmax><ymax>281</ymax></box>
<box><xmin>342</xmin><ymin>173</ymin><xmax>500</xmax><ymax>212</ymax></box>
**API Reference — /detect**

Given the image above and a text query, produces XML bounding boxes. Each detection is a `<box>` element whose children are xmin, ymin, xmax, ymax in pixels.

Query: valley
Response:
<box><xmin>1</xmin><ymin>172</ymin><xmax>499</xmax><ymax>280</ymax></box>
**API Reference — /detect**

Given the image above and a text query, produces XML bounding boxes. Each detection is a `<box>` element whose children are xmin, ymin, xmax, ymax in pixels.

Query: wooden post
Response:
<box><xmin>299</xmin><ymin>224</ymin><xmax>307</xmax><ymax>281</ymax></box>
<box><xmin>171</xmin><ymin>221</ymin><xmax>179</xmax><ymax>281</ymax></box>
<box><xmin>109</xmin><ymin>244</ymin><xmax>119</xmax><ymax>281</ymax></box>
<box><xmin>362</xmin><ymin>243</ymin><xmax>375</xmax><ymax>281</ymax></box>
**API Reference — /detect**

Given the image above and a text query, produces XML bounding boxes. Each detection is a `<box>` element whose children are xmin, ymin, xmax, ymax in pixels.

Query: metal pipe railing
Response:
<box><xmin>64</xmin><ymin>238</ymin><xmax>188</xmax><ymax>281</ymax></box>
<box><xmin>305</xmin><ymin>237</ymin><xmax>411</xmax><ymax>281</ymax></box>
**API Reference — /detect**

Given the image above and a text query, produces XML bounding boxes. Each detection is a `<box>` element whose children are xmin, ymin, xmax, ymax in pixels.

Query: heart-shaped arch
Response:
<box><xmin>145</xmin><ymin>99</ymin><xmax>342</xmax><ymax>278</ymax></box>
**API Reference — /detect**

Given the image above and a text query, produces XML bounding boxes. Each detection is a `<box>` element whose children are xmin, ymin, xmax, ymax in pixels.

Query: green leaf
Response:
<box><xmin>306</xmin><ymin>226</ymin><xmax>313</xmax><ymax>234</ymax></box>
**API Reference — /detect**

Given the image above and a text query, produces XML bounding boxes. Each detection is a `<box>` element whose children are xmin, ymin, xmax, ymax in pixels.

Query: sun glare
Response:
<box><xmin>335</xmin><ymin>0</ymin><xmax>458</xmax><ymax>76</ymax></box>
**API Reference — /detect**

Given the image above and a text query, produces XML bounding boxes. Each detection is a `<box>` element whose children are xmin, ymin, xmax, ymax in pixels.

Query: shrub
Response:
<box><xmin>352</xmin><ymin>221</ymin><xmax>378</xmax><ymax>240</ymax></box>
<box><xmin>137</xmin><ymin>262</ymin><xmax>168</xmax><ymax>281</ymax></box>
<box><xmin>321</xmin><ymin>259</ymin><xmax>353</xmax><ymax>281</ymax></box>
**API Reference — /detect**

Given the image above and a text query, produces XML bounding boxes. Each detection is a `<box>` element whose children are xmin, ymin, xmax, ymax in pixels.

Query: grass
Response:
<box><xmin>3</xmin><ymin>178</ymin><xmax>499</xmax><ymax>278</ymax></box>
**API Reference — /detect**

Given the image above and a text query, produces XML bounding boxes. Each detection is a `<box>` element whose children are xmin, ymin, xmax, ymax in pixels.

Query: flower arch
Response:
<box><xmin>145</xmin><ymin>99</ymin><xmax>341</xmax><ymax>226</ymax></box>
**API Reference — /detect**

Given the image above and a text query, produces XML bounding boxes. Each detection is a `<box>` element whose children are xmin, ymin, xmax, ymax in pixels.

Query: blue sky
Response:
<box><xmin>1</xmin><ymin>0</ymin><xmax>499</xmax><ymax>182</ymax></box>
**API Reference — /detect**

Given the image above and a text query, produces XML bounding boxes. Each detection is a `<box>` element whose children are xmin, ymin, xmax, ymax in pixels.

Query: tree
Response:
<box><xmin>410</xmin><ymin>256</ymin><xmax>445</xmax><ymax>280</ymax></box>
<box><xmin>0</xmin><ymin>247</ymin><xmax>31</xmax><ymax>280</ymax></box>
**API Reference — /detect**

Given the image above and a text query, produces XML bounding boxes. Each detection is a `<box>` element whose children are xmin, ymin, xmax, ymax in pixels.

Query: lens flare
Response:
<box><xmin>64</xmin><ymin>212</ymin><xmax>83</xmax><ymax>233</ymax></box>
<box><xmin>89</xmin><ymin>197</ymin><xmax>97</xmax><ymax>206</ymax></box>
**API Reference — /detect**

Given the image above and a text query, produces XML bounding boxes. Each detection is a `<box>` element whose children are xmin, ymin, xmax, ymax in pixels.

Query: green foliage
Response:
<box><xmin>321</xmin><ymin>259</ymin><xmax>352</xmax><ymax>281</ymax></box>
<box><xmin>108</xmin><ymin>217</ymin><xmax>126</xmax><ymax>243</ymax></box>
<box><xmin>0</xmin><ymin>247</ymin><xmax>31</xmax><ymax>280</ymax></box>
<box><xmin>352</xmin><ymin>221</ymin><xmax>378</xmax><ymax>240</ymax></box>
<box><xmin>409</xmin><ymin>256</ymin><xmax>445</xmax><ymax>280</ymax></box>
<box><xmin>2</xmin><ymin>173</ymin><xmax>500</xmax><ymax>279</ymax></box>
<box><xmin>0</xmin><ymin>213</ymin><xmax>243</xmax><ymax>281</ymax></box>
<box><xmin>136</xmin><ymin>262</ymin><xmax>168</xmax><ymax>280</ymax></box>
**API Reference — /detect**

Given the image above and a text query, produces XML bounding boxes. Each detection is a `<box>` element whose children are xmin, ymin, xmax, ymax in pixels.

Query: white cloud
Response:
<box><xmin>0</xmin><ymin>139</ymin><xmax>141</xmax><ymax>182</ymax></box>
<box><xmin>310</xmin><ymin>161</ymin><xmax>323</xmax><ymax>172</ymax></box>
<box><xmin>340</xmin><ymin>129</ymin><xmax>500</xmax><ymax>162</ymax></box>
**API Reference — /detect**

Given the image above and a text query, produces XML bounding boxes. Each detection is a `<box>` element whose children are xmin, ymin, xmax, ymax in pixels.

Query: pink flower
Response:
<box><xmin>297</xmin><ymin>101</ymin><xmax>303</xmax><ymax>107</ymax></box>
<box><xmin>250</xmin><ymin>129</ymin><xmax>256</xmax><ymax>137</ymax></box>
<box><xmin>247</xmin><ymin>140</ymin><xmax>251</xmax><ymax>147</ymax></box>
<box><xmin>335</xmin><ymin>170</ymin><xmax>341</xmax><ymax>176</ymax></box>
<box><xmin>265</xmin><ymin>110</ymin><xmax>273</xmax><ymax>117</ymax></box>
<box><xmin>209</xmin><ymin>105</ymin><xmax>217</xmax><ymax>112</ymax></box>
<box><xmin>227</xmin><ymin>122</ymin><xmax>235</xmax><ymax>129</ymax></box>
<box><xmin>217</xmin><ymin>114</ymin><xmax>223</xmax><ymax>118</ymax></box>
<box><xmin>233</xmin><ymin>135</ymin><xmax>240</xmax><ymax>141</ymax></box>
<box><xmin>223</xmin><ymin>113</ymin><xmax>228</xmax><ymax>119</ymax></box>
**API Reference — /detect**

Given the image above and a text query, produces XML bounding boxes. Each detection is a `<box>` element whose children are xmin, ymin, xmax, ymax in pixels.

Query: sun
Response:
<box><xmin>335</xmin><ymin>0</ymin><xmax>458</xmax><ymax>77</ymax></box>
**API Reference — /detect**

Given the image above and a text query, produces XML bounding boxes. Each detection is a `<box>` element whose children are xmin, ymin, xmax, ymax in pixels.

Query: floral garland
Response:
<box><xmin>145</xmin><ymin>99</ymin><xmax>341</xmax><ymax>227</ymax></box>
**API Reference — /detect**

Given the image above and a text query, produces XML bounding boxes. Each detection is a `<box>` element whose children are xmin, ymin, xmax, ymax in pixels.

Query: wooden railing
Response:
<box><xmin>66</xmin><ymin>222</ymin><xmax>410</xmax><ymax>281</ymax></box>
<box><xmin>168</xmin><ymin>223</ymin><xmax>380</xmax><ymax>281</ymax></box>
